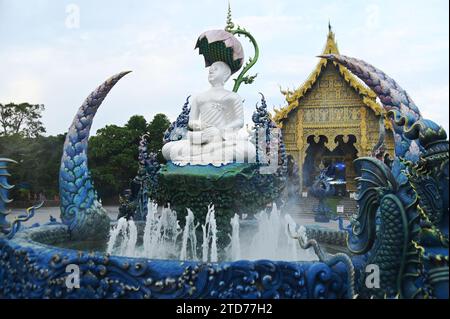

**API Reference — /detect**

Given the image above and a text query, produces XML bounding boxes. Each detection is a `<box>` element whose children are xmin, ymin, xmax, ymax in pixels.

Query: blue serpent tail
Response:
<box><xmin>59</xmin><ymin>71</ymin><xmax>131</xmax><ymax>240</ymax></box>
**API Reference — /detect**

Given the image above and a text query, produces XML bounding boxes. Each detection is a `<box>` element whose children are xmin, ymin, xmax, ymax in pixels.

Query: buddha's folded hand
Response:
<box><xmin>202</xmin><ymin>126</ymin><xmax>222</xmax><ymax>143</ymax></box>
<box><xmin>190</xmin><ymin>120</ymin><xmax>203</xmax><ymax>131</ymax></box>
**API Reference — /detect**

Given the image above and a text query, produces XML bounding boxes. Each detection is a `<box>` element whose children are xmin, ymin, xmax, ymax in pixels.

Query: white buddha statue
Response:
<box><xmin>162</xmin><ymin>61</ymin><xmax>256</xmax><ymax>166</ymax></box>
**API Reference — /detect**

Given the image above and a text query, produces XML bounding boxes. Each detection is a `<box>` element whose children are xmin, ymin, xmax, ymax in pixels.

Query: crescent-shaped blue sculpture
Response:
<box><xmin>59</xmin><ymin>71</ymin><xmax>131</xmax><ymax>240</ymax></box>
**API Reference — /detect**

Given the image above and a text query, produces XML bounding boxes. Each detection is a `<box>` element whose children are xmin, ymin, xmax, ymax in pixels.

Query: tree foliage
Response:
<box><xmin>89</xmin><ymin>114</ymin><xmax>170</xmax><ymax>200</ymax></box>
<box><xmin>0</xmin><ymin>110</ymin><xmax>171</xmax><ymax>203</ymax></box>
<box><xmin>0</xmin><ymin>134</ymin><xmax>65</xmax><ymax>200</ymax></box>
<box><xmin>147</xmin><ymin>113</ymin><xmax>171</xmax><ymax>163</ymax></box>
<box><xmin>89</xmin><ymin>124</ymin><xmax>139</xmax><ymax>200</ymax></box>
<box><xmin>0</xmin><ymin>103</ymin><xmax>46</xmax><ymax>137</ymax></box>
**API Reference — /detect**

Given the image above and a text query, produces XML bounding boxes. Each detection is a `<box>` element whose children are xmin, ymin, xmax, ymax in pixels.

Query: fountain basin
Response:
<box><xmin>0</xmin><ymin>223</ymin><xmax>351</xmax><ymax>299</ymax></box>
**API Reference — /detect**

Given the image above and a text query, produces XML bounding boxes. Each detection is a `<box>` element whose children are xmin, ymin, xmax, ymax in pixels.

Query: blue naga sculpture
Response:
<box><xmin>59</xmin><ymin>71</ymin><xmax>132</xmax><ymax>240</ymax></box>
<box><xmin>163</xmin><ymin>96</ymin><xmax>191</xmax><ymax>144</ymax></box>
<box><xmin>310</xmin><ymin>168</ymin><xmax>335</xmax><ymax>223</ymax></box>
<box><xmin>0</xmin><ymin>158</ymin><xmax>16</xmax><ymax>233</ymax></box>
<box><xmin>117</xmin><ymin>134</ymin><xmax>161</xmax><ymax>221</ymax></box>
<box><xmin>318</xmin><ymin>54</ymin><xmax>449</xmax><ymax>299</ymax></box>
<box><xmin>0</xmin><ymin>158</ymin><xmax>43</xmax><ymax>239</ymax></box>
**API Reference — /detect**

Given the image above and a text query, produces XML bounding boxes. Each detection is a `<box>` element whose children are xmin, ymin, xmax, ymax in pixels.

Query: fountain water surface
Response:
<box><xmin>107</xmin><ymin>203</ymin><xmax>317</xmax><ymax>262</ymax></box>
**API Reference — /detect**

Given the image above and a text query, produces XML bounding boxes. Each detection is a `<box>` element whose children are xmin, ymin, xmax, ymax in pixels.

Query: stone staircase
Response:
<box><xmin>284</xmin><ymin>196</ymin><xmax>358</xmax><ymax>219</ymax></box>
<box><xmin>338</xmin><ymin>197</ymin><xmax>359</xmax><ymax>216</ymax></box>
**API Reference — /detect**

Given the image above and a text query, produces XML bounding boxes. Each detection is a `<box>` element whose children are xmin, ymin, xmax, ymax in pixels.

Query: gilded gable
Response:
<box><xmin>276</xmin><ymin>28</ymin><xmax>394</xmax><ymax>192</ymax></box>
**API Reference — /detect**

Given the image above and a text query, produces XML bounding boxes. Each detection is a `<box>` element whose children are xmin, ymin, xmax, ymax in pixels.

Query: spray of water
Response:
<box><xmin>229</xmin><ymin>214</ymin><xmax>241</xmax><ymax>260</ymax></box>
<box><xmin>107</xmin><ymin>203</ymin><xmax>317</xmax><ymax>262</ymax></box>
<box><xmin>124</xmin><ymin>219</ymin><xmax>137</xmax><ymax>256</ymax></box>
<box><xmin>201</xmin><ymin>205</ymin><xmax>218</xmax><ymax>262</ymax></box>
<box><xmin>236</xmin><ymin>204</ymin><xmax>316</xmax><ymax>261</ymax></box>
<box><xmin>142</xmin><ymin>203</ymin><xmax>181</xmax><ymax>259</ymax></box>
<box><xmin>180</xmin><ymin>209</ymin><xmax>198</xmax><ymax>260</ymax></box>
<box><xmin>106</xmin><ymin>217</ymin><xmax>128</xmax><ymax>254</ymax></box>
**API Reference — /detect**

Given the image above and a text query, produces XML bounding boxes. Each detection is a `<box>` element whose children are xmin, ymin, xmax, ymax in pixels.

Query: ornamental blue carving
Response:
<box><xmin>0</xmin><ymin>225</ymin><xmax>349</xmax><ymax>299</ymax></box>
<box><xmin>59</xmin><ymin>71</ymin><xmax>131</xmax><ymax>240</ymax></box>
<box><xmin>163</xmin><ymin>96</ymin><xmax>191</xmax><ymax>144</ymax></box>
<box><xmin>320</xmin><ymin>54</ymin><xmax>449</xmax><ymax>299</ymax></box>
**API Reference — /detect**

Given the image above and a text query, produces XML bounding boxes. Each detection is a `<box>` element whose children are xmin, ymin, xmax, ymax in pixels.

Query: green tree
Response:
<box><xmin>89</xmin><ymin>125</ymin><xmax>138</xmax><ymax>199</ymax></box>
<box><xmin>88</xmin><ymin>115</ymin><xmax>150</xmax><ymax>199</ymax></box>
<box><xmin>126</xmin><ymin>115</ymin><xmax>148</xmax><ymax>134</ymax></box>
<box><xmin>88</xmin><ymin>114</ymin><xmax>170</xmax><ymax>199</ymax></box>
<box><xmin>126</xmin><ymin>115</ymin><xmax>149</xmax><ymax>148</ymax></box>
<box><xmin>0</xmin><ymin>103</ymin><xmax>46</xmax><ymax>137</ymax></box>
<box><xmin>88</xmin><ymin>114</ymin><xmax>171</xmax><ymax>200</ymax></box>
<box><xmin>147</xmin><ymin>113</ymin><xmax>171</xmax><ymax>163</ymax></box>
<box><xmin>0</xmin><ymin>133</ymin><xmax>65</xmax><ymax>201</ymax></box>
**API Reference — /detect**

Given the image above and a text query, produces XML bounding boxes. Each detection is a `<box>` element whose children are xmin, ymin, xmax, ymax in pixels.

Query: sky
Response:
<box><xmin>0</xmin><ymin>0</ymin><xmax>448</xmax><ymax>136</ymax></box>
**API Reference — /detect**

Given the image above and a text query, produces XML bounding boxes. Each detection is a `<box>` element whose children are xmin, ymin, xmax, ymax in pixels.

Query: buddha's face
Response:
<box><xmin>208</xmin><ymin>61</ymin><xmax>231</xmax><ymax>86</ymax></box>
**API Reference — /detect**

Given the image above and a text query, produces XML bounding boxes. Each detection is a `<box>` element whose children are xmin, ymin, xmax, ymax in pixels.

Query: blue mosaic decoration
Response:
<box><xmin>0</xmin><ymin>158</ymin><xmax>16</xmax><ymax>234</ymax></box>
<box><xmin>6</xmin><ymin>202</ymin><xmax>44</xmax><ymax>240</ymax></box>
<box><xmin>118</xmin><ymin>134</ymin><xmax>161</xmax><ymax>221</ymax></box>
<box><xmin>0</xmin><ymin>224</ymin><xmax>350</xmax><ymax>299</ymax></box>
<box><xmin>252</xmin><ymin>93</ymin><xmax>288</xmax><ymax>176</ymax></box>
<box><xmin>163</xmin><ymin>96</ymin><xmax>191</xmax><ymax>144</ymax></box>
<box><xmin>59</xmin><ymin>71</ymin><xmax>131</xmax><ymax>240</ymax></box>
<box><xmin>0</xmin><ymin>158</ymin><xmax>44</xmax><ymax>239</ymax></box>
<box><xmin>310</xmin><ymin>169</ymin><xmax>335</xmax><ymax>223</ymax></box>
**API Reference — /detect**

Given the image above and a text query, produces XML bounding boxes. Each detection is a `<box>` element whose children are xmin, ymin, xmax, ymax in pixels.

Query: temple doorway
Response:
<box><xmin>302</xmin><ymin>134</ymin><xmax>358</xmax><ymax>195</ymax></box>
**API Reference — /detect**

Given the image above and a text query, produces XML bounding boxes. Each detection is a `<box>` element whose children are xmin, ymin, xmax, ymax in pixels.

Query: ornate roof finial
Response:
<box><xmin>328</xmin><ymin>20</ymin><xmax>332</xmax><ymax>34</ymax></box>
<box><xmin>225</xmin><ymin>1</ymin><xmax>234</xmax><ymax>32</ymax></box>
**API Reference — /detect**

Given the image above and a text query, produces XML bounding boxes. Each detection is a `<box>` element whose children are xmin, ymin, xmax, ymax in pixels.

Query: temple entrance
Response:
<box><xmin>302</xmin><ymin>134</ymin><xmax>358</xmax><ymax>196</ymax></box>
<box><xmin>275</xmin><ymin>27</ymin><xmax>396</xmax><ymax>196</ymax></box>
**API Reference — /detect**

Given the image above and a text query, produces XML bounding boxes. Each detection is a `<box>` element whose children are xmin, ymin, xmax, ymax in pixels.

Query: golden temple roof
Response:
<box><xmin>273</xmin><ymin>26</ymin><xmax>384</xmax><ymax>126</ymax></box>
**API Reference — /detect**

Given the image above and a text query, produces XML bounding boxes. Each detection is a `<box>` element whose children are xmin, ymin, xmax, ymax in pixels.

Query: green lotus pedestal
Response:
<box><xmin>152</xmin><ymin>162</ymin><xmax>285</xmax><ymax>246</ymax></box>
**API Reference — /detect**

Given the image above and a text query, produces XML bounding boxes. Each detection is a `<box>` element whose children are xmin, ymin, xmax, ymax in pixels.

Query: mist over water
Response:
<box><xmin>107</xmin><ymin>202</ymin><xmax>317</xmax><ymax>262</ymax></box>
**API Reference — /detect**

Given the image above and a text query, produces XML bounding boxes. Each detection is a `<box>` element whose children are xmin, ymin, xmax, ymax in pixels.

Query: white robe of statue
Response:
<box><xmin>162</xmin><ymin>61</ymin><xmax>256</xmax><ymax>166</ymax></box>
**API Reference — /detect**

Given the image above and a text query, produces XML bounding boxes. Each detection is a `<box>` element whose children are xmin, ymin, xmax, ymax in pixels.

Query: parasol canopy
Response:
<box><xmin>195</xmin><ymin>29</ymin><xmax>244</xmax><ymax>75</ymax></box>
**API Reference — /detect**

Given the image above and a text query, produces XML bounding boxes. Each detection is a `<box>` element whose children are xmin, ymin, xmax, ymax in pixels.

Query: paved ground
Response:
<box><xmin>8</xmin><ymin>206</ymin><xmax>119</xmax><ymax>227</ymax></box>
<box><xmin>8</xmin><ymin>205</ymin><xmax>344</xmax><ymax>230</ymax></box>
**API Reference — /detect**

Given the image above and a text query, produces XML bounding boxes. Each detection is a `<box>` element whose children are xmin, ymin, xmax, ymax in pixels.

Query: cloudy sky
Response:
<box><xmin>0</xmin><ymin>0</ymin><xmax>448</xmax><ymax>135</ymax></box>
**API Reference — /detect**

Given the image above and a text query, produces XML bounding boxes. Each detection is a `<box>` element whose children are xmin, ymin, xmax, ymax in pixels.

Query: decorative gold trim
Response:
<box><xmin>360</xmin><ymin>106</ymin><xmax>368</xmax><ymax>154</ymax></box>
<box><xmin>303</xmin><ymin>124</ymin><xmax>360</xmax><ymax>129</ymax></box>
<box><xmin>273</xmin><ymin>29</ymin><xmax>385</xmax><ymax>125</ymax></box>
<box><xmin>296</xmin><ymin>109</ymin><xmax>304</xmax><ymax>152</ymax></box>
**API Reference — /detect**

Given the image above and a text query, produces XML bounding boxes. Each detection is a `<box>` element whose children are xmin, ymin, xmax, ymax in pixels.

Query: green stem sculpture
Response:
<box><xmin>225</xmin><ymin>4</ymin><xmax>259</xmax><ymax>93</ymax></box>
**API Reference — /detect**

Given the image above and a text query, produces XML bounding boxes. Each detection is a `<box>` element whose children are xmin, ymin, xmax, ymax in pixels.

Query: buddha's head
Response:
<box><xmin>208</xmin><ymin>61</ymin><xmax>231</xmax><ymax>87</ymax></box>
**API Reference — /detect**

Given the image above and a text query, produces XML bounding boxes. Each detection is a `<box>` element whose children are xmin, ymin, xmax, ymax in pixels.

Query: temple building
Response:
<box><xmin>273</xmin><ymin>26</ymin><xmax>394</xmax><ymax>193</ymax></box>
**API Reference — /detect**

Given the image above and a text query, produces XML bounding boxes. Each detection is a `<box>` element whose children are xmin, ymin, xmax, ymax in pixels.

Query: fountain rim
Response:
<box><xmin>4</xmin><ymin>223</ymin><xmax>322</xmax><ymax>266</ymax></box>
<box><xmin>1</xmin><ymin>223</ymin><xmax>352</xmax><ymax>299</ymax></box>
